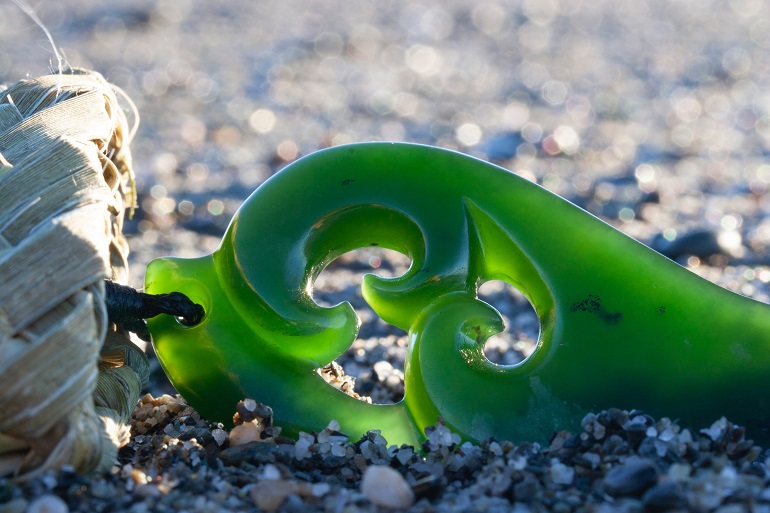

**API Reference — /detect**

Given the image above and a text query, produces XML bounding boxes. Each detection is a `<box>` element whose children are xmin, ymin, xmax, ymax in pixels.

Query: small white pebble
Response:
<box><xmin>41</xmin><ymin>474</ymin><xmax>57</xmax><ymax>489</ymax></box>
<box><xmin>720</xmin><ymin>465</ymin><xmax>738</xmax><ymax>487</ymax></box>
<box><xmin>550</xmin><ymin>462</ymin><xmax>575</xmax><ymax>485</ymax></box>
<box><xmin>702</xmin><ymin>417</ymin><xmax>728</xmax><ymax>441</ymax></box>
<box><xmin>361</xmin><ymin>465</ymin><xmax>415</xmax><ymax>509</ymax></box>
<box><xmin>260</xmin><ymin>464</ymin><xmax>282</xmax><ymax>480</ymax></box>
<box><xmin>211</xmin><ymin>428</ymin><xmax>228</xmax><ymax>446</ymax></box>
<box><xmin>360</xmin><ymin>440</ymin><xmax>374</xmax><ymax>459</ymax></box>
<box><xmin>331</xmin><ymin>443</ymin><xmax>347</xmax><ymax>457</ymax></box>
<box><xmin>311</xmin><ymin>482</ymin><xmax>331</xmax><ymax>497</ymax></box>
<box><xmin>328</xmin><ymin>434</ymin><xmax>349</xmax><ymax>444</ymax></box>
<box><xmin>488</xmin><ymin>441</ymin><xmax>503</xmax><ymax>456</ymax></box>
<box><xmin>27</xmin><ymin>495</ymin><xmax>69</xmax><ymax>513</ymax></box>
<box><xmin>510</xmin><ymin>455</ymin><xmax>528</xmax><ymax>471</ymax></box>
<box><xmin>659</xmin><ymin>427</ymin><xmax>676</xmax><ymax>442</ymax></box>
<box><xmin>294</xmin><ymin>437</ymin><xmax>311</xmax><ymax>460</ymax></box>
<box><xmin>371</xmin><ymin>431</ymin><xmax>387</xmax><ymax>446</ymax></box>
<box><xmin>396</xmin><ymin>447</ymin><xmax>414</xmax><ymax>465</ymax></box>
<box><xmin>581</xmin><ymin>413</ymin><xmax>596</xmax><ymax>429</ymax></box>
<box><xmin>582</xmin><ymin>452</ymin><xmax>601</xmax><ymax>469</ymax></box>
<box><xmin>668</xmin><ymin>462</ymin><xmax>692</xmax><ymax>481</ymax></box>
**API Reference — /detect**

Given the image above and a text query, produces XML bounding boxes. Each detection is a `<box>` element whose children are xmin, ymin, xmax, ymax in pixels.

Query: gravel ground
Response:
<box><xmin>5</xmin><ymin>0</ymin><xmax>770</xmax><ymax>511</ymax></box>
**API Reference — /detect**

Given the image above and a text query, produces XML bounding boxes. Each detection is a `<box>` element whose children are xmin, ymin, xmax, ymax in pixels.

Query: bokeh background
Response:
<box><xmin>3</xmin><ymin>0</ymin><xmax>770</xmax><ymax>396</ymax></box>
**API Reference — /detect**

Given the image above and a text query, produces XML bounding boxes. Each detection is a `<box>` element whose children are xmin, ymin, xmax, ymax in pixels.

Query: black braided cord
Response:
<box><xmin>104</xmin><ymin>280</ymin><xmax>205</xmax><ymax>341</ymax></box>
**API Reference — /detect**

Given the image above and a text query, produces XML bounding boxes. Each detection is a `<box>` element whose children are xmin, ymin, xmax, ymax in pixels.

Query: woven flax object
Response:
<box><xmin>0</xmin><ymin>69</ymin><xmax>148</xmax><ymax>480</ymax></box>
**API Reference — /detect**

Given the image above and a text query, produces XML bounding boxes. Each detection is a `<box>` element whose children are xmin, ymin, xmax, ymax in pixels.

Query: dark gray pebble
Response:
<box><xmin>177</xmin><ymin>426</ymin><xmax>213</xmax><ymax>442</ymax></box>
<box><xmin>642</xmin><ymin>480</ymin><xmax>685</xmax><ymax>511</ymax></box>
<box><xmin>625</xmin><ymin>423</ymin><xmax>648</xmax><ymax>449</ymax></box>
<box><xmin>411</xmin><ymin>475</ymin><xmax>443</xmax><ymax>501</ymax></box>
<box><xmin>651</xmin><ymin>230</ymin><xmax>743</xmax><ymax>261</ymax></box>
<box><xmin>603</xmin><ymin>457</ymin><xmax>659</xmax><ymax>497</ymax></box>
<box><xmin>512</xmin><ymin>474</ymin><xmax>541</xmax><ymax>503</ymax></box>
<box><xmin>218</xmin><ymin>442</ymin><xmax>278</xmax><ymax>466</ymax></box>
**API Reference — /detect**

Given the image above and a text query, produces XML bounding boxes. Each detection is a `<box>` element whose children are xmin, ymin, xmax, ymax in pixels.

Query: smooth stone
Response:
<box><xmin>219</xmin><ymin>441</ymin><xmax>277</xmax><ymax>466</ymax></box>
<box><xmin>642</xmin><ymin>480</ymin><xmax>686</xmax><ymax>511</ymax></box>
<box><xmin>229</xmin><ymin>421</ymin><xmax>261</xmax><ymax>446</ymax></box>
<box><xmin>550</xmin><ymin>462</ymin><xmax>575</xmax><ymax>485</ymax></box>
<box><xmin>27</xmin><ymin>495</ymin><xmax>69</xmax><ymax>513</ymax></box>
<box><xmin>651</xmin><ymin>229</ymin><xmax>744</xmax><ymax>260</ymax></box>
<box><xmin>604</xmin><ymin>457</ymin><xmax>659</xmax><ymax>497</ymax></box>
<box><xmin>361</xmin><ymin>464</ymin><xmax>415</xmax><ymax>509</ymax></box>
<box><xmin>251</xmin><ymin>479</ymin><xmax>309</xmax><ymax>512</ymax></box>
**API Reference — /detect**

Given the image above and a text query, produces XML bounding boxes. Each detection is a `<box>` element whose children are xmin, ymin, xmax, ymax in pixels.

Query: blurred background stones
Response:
<box><xmin>3</xmin><ymin>0</ymin><xmax>770</xmax><ymax>396</ymax></box>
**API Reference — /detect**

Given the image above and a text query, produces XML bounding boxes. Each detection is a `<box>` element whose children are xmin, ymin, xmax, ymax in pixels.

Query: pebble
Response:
<box><xmin>603</xmin><ymin>457</ymin><xmax>660</xmax><ymax>497</ymax></box>
<box><xmin>26</xmin><ymin>495</ymin><xmax>68</xmax><ymax>513</ymax></box>
<box><xmin>229</xmin><ymin>421</ymin><xmax>261</xmax><ymax>446</ymax></box>
<box><xmin>360</xmin><ymin>465</ymin><xmax>415</xmax><ymax>509</ymax></box>
<box><xmin>251</xmin><ymin>479</ymin><xmax>309</xmax><ymax>512</ymax></box>
<box><xmin>550</xmin><ymin>462</ymin><xmax>575</xmax><ymax>486</ymax></box>
<box><xmin>294</xmin><ymin>433</ymin><xmax>314</xmax><ymax>461</ymax></box>
<box><xmin>652</xmin><ymin>230</ymin><xmax>745</xmax><ymax>261</ymax></box>
<box><xmin>642</xmin><ymin>481</ymin><xmax>686</xmax><ymax>511</ymax></box>
<box><xmin>211</xmin><ymin>428</ymin><xmax>228</xmax><ymax>446</ymax></box>
<box><xmin>218</xmin><ymin>442</ymin><xmax>277</xmax><ymax>466</ymax></box>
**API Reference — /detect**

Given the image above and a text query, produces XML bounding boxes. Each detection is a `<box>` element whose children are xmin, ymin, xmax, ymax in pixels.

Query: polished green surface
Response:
<box><xmin>146</xmin><ymin>142</ymin><xmax>770</xmax><ymax>445</ymax></box>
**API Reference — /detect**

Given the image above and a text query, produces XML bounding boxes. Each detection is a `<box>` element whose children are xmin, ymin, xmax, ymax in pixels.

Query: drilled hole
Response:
<box><xmin>313</xmin><ymin>247</ymin><xmax>412</xmax><ymax>404</ymax></box>
<box><xmin>477</xmin><ymin>280</ymin><xmax>540</xmax><ymax>366</ymax></box>
<box><xmin>176</xmin><ymin>315</ymin><xmax>198</xmax><ymax>327</ymax></box>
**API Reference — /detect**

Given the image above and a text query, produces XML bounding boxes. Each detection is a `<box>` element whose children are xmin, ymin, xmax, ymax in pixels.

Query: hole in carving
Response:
<box><xmin>176</xmin><ymin>315</ymin><xmax>198</xmax><ymax>327</ymax></box>
<box><xmin>313</xmin><ymin>247</ymin><xmax>412</xmax><ymax>404</ymax></box>
<box><xmin>477</xmin><ymin>280</ymin><xmax>540</xmax><ymax>365</ymax></box>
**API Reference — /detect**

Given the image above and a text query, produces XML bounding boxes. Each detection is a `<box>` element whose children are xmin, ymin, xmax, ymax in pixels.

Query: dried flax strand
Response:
<box><xmin>0</xmin><ymin>69</ymin><xmax>148</xmax><ymax>480</ymax></box>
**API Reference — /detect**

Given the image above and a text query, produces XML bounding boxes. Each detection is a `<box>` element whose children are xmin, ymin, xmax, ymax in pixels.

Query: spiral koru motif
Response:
<box><xmin>146</xmin><ymin>143</ymin><xmax>770</xmax><ymax>445</ymax></box>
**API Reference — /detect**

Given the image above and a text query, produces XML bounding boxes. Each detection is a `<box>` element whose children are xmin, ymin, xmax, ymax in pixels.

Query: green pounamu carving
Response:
<box><xmin>146</xmin><ymin>142</ymin><xmax>770</xmax><ymax>445</ymax></box>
